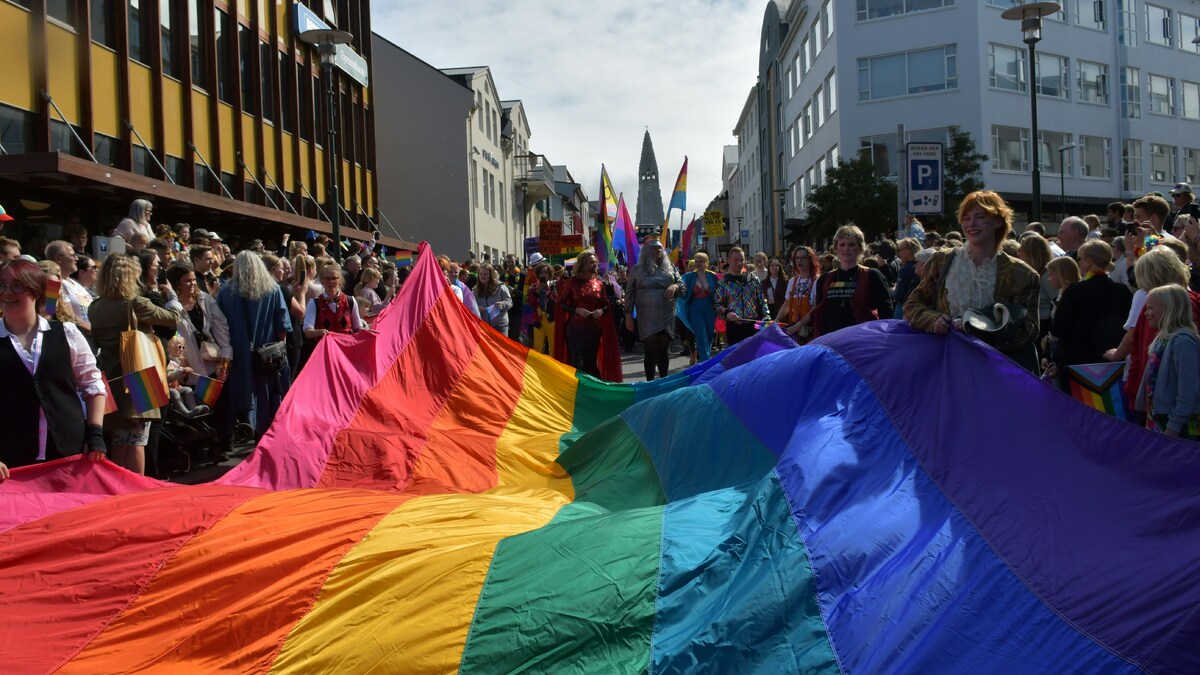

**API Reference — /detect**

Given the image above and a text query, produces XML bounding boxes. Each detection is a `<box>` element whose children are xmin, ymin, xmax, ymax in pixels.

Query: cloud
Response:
<box><xmin>373</xmin><ymin>0</ymin><xmax>763</xmax><ymax>228</ymax></box>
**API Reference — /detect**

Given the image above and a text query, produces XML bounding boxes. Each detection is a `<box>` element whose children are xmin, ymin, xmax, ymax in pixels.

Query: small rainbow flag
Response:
<box><xmin>1065</xmin><ymin>363</ymin><xmax>1128</xmax><ymax>421</ymax></box>
<box><xmin>194</xmin><ymin>375</ymin><xmax>224</xmax><ymax>407</ymax></box>
<box><xmin>122</xmin><ymin>366</ymin><xmax>169</xmax><ymax>415</ymax></box>
<box><xmin>43</xmin><ymin>278</ymin><xmax>61</xmax><ymax>317</ymax></box>
<box><xmin>395</xmin><ymin>251</ymin><xmax>414</xmax><ymax>268</ymax></box>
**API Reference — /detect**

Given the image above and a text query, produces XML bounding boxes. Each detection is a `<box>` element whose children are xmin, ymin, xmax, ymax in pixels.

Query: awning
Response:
<box><xmin>0</xmin><ymin>152</ymin><xmax>417</xmax><ymax>251</ymax></box>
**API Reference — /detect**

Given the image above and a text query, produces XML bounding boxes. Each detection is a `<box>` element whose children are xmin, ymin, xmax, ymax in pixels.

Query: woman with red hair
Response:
<box><xmin>0</xmin><ymin>260</ymin><xmax>107</xmax><ymax>480</ymax></box>
<box><xmin>782</xmin><ymin>245</ymin><xmax>820</xmax><ymax>342</ymax></box>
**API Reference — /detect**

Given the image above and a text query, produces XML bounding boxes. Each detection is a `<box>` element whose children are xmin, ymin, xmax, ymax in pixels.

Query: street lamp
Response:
<box><xmin>774</xmin><ymin>187</ymin><xmax>789</xmax><ymax>255</ymax></box>
<box><xmin>1001</xmin><ymin>2</ymin><xmax>1061</xmax><ymax>224</ymax></box>
<box><xmin>1058</xmin><ymin>142</ymin><xmax>1076</xmax><ymax>217</ymax></box>
<box><xmin>298</xmin><ymin>28</ymin><xmax>354</xmax><ymax>261</ymax></box>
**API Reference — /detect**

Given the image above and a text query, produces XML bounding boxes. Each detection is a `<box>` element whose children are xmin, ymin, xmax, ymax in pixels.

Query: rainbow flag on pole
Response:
<box><xmin>612</xmin><ymin>194</ymin><xmax>638</xmax><ymax>267</ymax></box>
<box><xmin>42</xmin><ymin>277</ymin><xmax>61</xmax><ymax>318</ymax></box>
<box><xmin>661</xmin><ymin>157</ymin><xmax>687</xmax><ymax>246</ymax></box>
<box><xmin>194</xmin><ymin>375</ymin><xmax>224</xmax><ymax>407</ymax></box>
<box><xmin>122</xmin><ymin>366</ymin><xmax>169</xmax><ymax>414</ymax></box>
<box><xmin>394</xmin><ymin>250</ymin><xmax>414</xmax><ymax>268</ymax></box>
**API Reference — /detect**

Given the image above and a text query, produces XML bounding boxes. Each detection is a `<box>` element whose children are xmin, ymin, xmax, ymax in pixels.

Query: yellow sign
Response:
<box><xmin>704</xmin><ymin>211</ymin><xmax>726</xmax><ymax>237</ymax></box>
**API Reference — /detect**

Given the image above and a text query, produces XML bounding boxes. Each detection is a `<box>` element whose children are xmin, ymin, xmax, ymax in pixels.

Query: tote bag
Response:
<box><xmin>119</xmin><ymin>302</ymin><xmax>168</xmax><ymax>419</ymax></box>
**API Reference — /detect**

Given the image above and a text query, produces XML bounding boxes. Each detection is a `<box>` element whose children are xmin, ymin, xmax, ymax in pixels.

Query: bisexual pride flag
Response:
<box><xmin>1</xmin><ymin>244</ymin><xmax>1196</xmax><ymax>673</ymax></box>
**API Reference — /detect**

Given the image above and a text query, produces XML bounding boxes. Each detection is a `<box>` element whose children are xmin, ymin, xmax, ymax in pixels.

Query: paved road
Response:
<box><xmin>620</xmin><ymin>344</ymin><xmax>695</xmax><ymax>383</ymax></box>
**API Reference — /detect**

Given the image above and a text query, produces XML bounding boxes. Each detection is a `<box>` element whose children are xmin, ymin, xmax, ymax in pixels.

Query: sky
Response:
<box><xmin>373</xmin><ymin>0</ymin><xmax>764</xmax><ymax>231</ymax></box>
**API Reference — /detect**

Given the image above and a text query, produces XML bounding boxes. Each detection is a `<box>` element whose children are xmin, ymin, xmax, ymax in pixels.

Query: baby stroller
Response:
<box><xmin>158</xmin><ymin>404</ymin><xmax>219</xmax><ymax>474</ymax></box>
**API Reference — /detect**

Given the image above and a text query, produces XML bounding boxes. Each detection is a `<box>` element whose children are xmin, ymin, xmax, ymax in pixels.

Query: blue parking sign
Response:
<box><xmin>906</xmin><ymin>142</ymin><xmax>943</xmax><ymax>215</ymax></box>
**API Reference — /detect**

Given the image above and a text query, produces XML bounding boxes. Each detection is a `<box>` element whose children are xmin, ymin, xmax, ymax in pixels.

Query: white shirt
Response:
<box><xmin>1</xmin><ymin>318</ymin><xmax>105</xmax><ymax>460</ymax></box>
<box><xmin>303</xmin><ymin>294</ymin><xmax>363</xmax><ymax>332</ymax></box>
<box><xmin>115</xmin><ymin>218</ymin><xmax>154</xmax><ymax>243</ymax></box>
<box><xmin>945</xmin><ymin>251</ymin><xmax>998</xmax><ymax>318</ymax></box>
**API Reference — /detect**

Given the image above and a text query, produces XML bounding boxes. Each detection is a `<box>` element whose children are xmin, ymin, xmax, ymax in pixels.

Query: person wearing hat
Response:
<box><xmin>0</xmin><ymin>203</ymin><xmax>14</xmax><ymax>232</ymax></box>
<box><xmin>1165</xmin><ymin>182</ymin><xmax>1200</xmax><ymax>236</ymax></box>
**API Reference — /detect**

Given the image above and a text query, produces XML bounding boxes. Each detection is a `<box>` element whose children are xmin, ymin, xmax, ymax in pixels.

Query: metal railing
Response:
<box><xmin>41</xmin><ymin>91</ymin><xmax>99</xmax><ymax>164</ymax></box>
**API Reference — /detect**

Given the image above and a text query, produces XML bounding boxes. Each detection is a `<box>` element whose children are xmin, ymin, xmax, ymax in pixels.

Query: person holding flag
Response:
<box><xmin>715</xmin><ymin>247</ymin><xmax>770</xmax><ymax>347</ymax></box>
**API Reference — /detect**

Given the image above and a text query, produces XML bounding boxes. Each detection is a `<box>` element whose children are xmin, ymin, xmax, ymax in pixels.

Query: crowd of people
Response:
<box><xmin>0</xmin><ymin>199</ymin><xmax>405</xmax><ymax>480</ymax></box>
<box><xmin>3</xmin><ymin>183</ymin><xmax>1199</xmax><ymax>481</ymax></box>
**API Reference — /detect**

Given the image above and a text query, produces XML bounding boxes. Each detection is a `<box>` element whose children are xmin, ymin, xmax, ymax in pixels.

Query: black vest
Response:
<box><xmin>0</xmin><ymin>322</ymin><xmax>87</xmax><ymax>468</ymax></box>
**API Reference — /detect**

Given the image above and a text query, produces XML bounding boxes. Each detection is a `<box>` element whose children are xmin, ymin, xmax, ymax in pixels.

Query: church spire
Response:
<box><xmin>635</xmin><ymin>130</ymin><xmax>664</xmax><ymax>231</ymax></box>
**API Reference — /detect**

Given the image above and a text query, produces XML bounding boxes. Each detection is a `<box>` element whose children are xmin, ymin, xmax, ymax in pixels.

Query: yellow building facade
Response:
<box><xmin>0</xmin><ymin>0</ymin><xmax>403</xmax><ymax>248</ymax></box>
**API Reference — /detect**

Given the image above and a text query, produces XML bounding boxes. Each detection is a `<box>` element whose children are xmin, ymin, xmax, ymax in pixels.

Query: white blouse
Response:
<box><xmin>945</xmin><ymin>252</ymin><xmax>997</xmax><ymax>318</ymax></box>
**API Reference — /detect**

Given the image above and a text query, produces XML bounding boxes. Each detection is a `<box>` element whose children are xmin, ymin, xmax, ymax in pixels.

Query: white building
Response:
<box><xmin>442</xmin><ymin>66</ymin><xmax>520</xmax><ymax>262</ymax></box>
<box><xmin>745</xmin><ymin>0</ymin><xmax>1200</xmax><ymax>253</ymax></box>
<box><xmin>729</xmin><ymin>89</ymin><xmax>766</xmax><ymax>255</ymax></box>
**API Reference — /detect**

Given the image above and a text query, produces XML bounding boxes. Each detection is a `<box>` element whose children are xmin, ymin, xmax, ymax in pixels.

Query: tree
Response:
<box><xmin>924</xmin><ymin>126</ymin><xmax>988</xmax><ymax>232</ymax></box>
<box><xmin>802</xmin><ymin>154</ymin><xmax>898</xmax><ymax>242</ymax></box>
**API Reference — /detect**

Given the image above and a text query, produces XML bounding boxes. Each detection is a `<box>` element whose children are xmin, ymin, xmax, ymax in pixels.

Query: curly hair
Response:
<box><xmin>97</xmin><ymin>254</ymin><xmax>143</xmax><ymax>300</ymax></box>
<box><xmin>958</xmin><ymin>190</ymin><xmax>1014</xmax><ymax>246</ymax></box>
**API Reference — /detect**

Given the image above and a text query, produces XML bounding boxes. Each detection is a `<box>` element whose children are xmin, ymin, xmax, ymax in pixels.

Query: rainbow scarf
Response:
<box><xmin>0</xmin><ymin>245</ymin><xmax>1197</xmax><ymax>673</ymax></box>
<box><xmin>194</xmin><ymin>375</ymin><xmax>224</xmax><ymax>407</ymax></box>
<box><xmin>121</xmin><ymin>366</ymin><xmax>169</xmax><ymax>414</ymax></box>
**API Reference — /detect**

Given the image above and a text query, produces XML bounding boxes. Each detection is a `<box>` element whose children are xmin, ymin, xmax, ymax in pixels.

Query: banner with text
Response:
<box><xmin>704</xmin><ymin>211</ymin><xmax>726</xmax><ymax>237</ymax></box>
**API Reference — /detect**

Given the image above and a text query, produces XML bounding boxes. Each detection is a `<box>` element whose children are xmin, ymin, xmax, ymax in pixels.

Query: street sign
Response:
<box><xmin>740</xmin><ymin>230</ymin><xmax>751</xmax><ymax>239</ymax></box>
<box><xmin>294</xmin><ymin>3</ymin><xmax>370</xmax><ymax>88</ymax></box>
<box><xmin>906</xmin><ymin>142</ymin><xmax>943</xmax><ymax>215</ymax></box>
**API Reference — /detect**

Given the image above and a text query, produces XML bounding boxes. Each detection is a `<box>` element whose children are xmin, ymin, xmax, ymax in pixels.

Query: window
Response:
<box><xmin>859</xmin><ymin>45</ymin><xmax>957</xmax><ymax>101</ymax></box>
<box><xmin>860</xmin><ymin>133</ymin><xmax>898</xmax><ymax>176</ymax></box>
<box><xmin>856</xmin><ymin>0</ymin><xmax>956</xmax><ymax>21</ymax></box>
<box><xmin>1150</xmin><ymin>143</ymin><xmax>1176</xmax><ymax>183</ymax></box>
<box><xmin>0</xmin><ymin>105</ymin><xmax>33</xmax><ymax>155</ymax></box>
<box><xmin>799</xmin><ymin>37</ymin><xmax>809</xmax><ymax>76</ymax></box>
<box><xmin>91</xmin><ymin>0</ymin><xmax>117</xmax><ymax>48</ymax></box>
<box><xmin>50</xmin><ymin>120</ymin><xmax>80</xmax><ymax>156</ymax></box>
<box><xmin>47</xmin><ymin>0</ymin><xmax>75</xmax><ymax>26</ymax></box>
<box><xmin>1181</xmin><ymin>13</ymin><xmax>1200</xmax><ymax>53</ymax></box>
<box><xmin>500</xmin><ymin>183</ymin><xmax>506</xmax><ymax>224</ymax></box>
<box><xmin>812</xmin><ymin>14</ymin><xmax>823</xmax><ymax>57</ymax></box>
<box><xmin>160</xmin><ymin>0</ymin><xmax>178</xmax><ymax>77</ymax></box>
<box><xmin>1121</xmin><ymin>67</ymin><xmax>1140</xmax><ymax>118</ymax></box>
<box><xmin>1039</xmin><ymin>131</ymin><xmax>1073</xmax><ymax>174</ymax></box>
<box><xmin>1076</xmin><ymin>0</ymin><xmax>1106</xmax><ymax>31</ymax></box>
<box><xmin>825</xmin><ymin>71</ymin><xmax>837</xmax><ymax>114</ymax></box>
<box><xmin>1185</xmin><ymin>148</ymin><xmax>1200</xmax><ymax>184</ymax></box>
<box><xmin>133</xmin><ymin>145</ymin><xmax>152</xmax><ymax>177</ymax></box>
<box><xmin>1077</xmin><ymin>60</ymin><xmax>1108</xmax><ymax>104</ymax></box>
<box><xmin>1149</xmin><ymin>74</ymin><xmax>1175</xmax><ymax>115</ymax></box>
<box><xmin>1119</xmin><ymin>0</ymin><xmax>1137</xmax><ymax>45</ymax></box>
<box><xmin>489</xmin><ymin>173</ymin><xmax>497</xmax><ymax>216</ymax></box>
<box><xmin>297</xmin><ymin>63</ymin><xmax>313</xmax><ymax>140</ymax></box>
<box><xmin>786</xmin><ymin>123</ymin><xmax>796</xmax><ymax>157</ymax></box>
<box><xmin>987</xmin><ymin>0</ymin><xmax>1064</xmax><ymax>21</ymax></box>
<box><xmin>1146</xmin><ymin>4</ymin><xmax>1173</xmax><ymax>46</ymax></box>
<box><xmin>815</xmin><ymin>156</ymin><xmax>826</xmax><ymax>187</ymax></box>
<box><xmin>189</xmin><ymin>0</ymin><xmax>207</xmax><ymax>88</ymax></box>
<box><xmin>989</xmin><ymin>44</ymin><xmax>1025</xmax><ymax>92</ymax></box>
<box><xmin>1037</xmin><ymin>53</ymin><xmax>1068</xmax><ymax>99</ymax></box>
<box><xmin>215</xmin><ymin>9</ymin><xmax>232</xmax><ymax>103</ymax></box>
<box><xmin>802</xmin><ymin>102</ymin><xmax>812</xmax><ymax>140</ymax></box>
<box><xmin>1184</xmin><ymin>82</ymin><xmax>1200</xmax><ymax>120</ymax></box>
<box><xmin>476</xmin><ymin>92</ymin><xmax>483</xmax><ymax>130</ymax></box>
<box><xmin>129</xmin><ymin>0</ymin><xmax>149</xmax><ymax>64</ymax></box>
<box><xmin>1080</xmin><ymin>135</ymin><xmax>1112</xmax><ymax>178</ymax></box>
<box><xmin>94</xmin><ymin>133</ymin><xmax>116</xmax><ymax>166</ymax></box>
<box><xmin>471</xmin><ymin>159</ymin><xmax>479</xmax><ymax>208</ymax></box>
<box><xmin>813</xmin><ymin>86</ymin><xmax>824</xmax><ymax>129</ymax></box>
<box><xmin>485</xmin><ymin>101</ymin><xmax>492</xmax><ymax>142</ymax></box>
<box><xmin>260</xmin><ymin>42</ymin><xmax>275</xmax><ymax>122</ymax></box>
<box><xmin>280</xmin><ymin>52</ymin><xmax>294</xmax><ymax>133</ymax></box>
<box><xmin>1123</xmin><ymin>139</ymin><xmax>1143</xmax><ymax>192</ymax></box>
<box><xmin>822</xmin><ymin>0</ymin><xmax>833</xmax><ymax>42</ymax></box>
<box><xmin>240</xmin><ymin>26</ymin><xmax>255</xmax><ymax>108</ymax></box>
<box><xmin>992</xmin><ymin>125</ymin><xmax>1029</xmax><ymax>172</ymax></box>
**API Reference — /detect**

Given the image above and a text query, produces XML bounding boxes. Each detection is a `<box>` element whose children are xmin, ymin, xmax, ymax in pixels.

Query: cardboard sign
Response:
<box><xmin>704</xmin><ymin>211</ymin><xmax>726</xmax><ymax>237</ymax></box>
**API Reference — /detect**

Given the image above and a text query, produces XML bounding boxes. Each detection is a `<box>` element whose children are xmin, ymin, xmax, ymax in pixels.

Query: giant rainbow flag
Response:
<box><xmin>1</xmin><ymin>243</ymin><xmax>1198</xmax><ymax>673</ymax></box>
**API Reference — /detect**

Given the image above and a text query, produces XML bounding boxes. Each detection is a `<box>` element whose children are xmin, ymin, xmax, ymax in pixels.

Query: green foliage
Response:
<box><xmin>801</xmin><ymin>154</ymin><xmax>898</xmax><ymax>242</ymax></box>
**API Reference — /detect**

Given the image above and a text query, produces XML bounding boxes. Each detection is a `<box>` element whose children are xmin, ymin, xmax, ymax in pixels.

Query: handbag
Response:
<box><xmin>199</xmin><ymin>339</ymin><xmax>221</xmax><ymax>361</ymax></box>
<box><xmin>119</xmin><ymin>302</ymin><xmax>168</xmax><ymax>419</ymax></box>
<box><xmin>240</xmin><ymin>293</ymin><xmax>288</xmax><ymax>375</ymax></box>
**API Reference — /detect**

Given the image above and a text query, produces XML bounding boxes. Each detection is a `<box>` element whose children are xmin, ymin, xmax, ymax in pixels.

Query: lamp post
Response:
<box><xmin>298</xmin><ymin>28</ymin><xmax>354</xmax><ymax>261</ymax></box>
<box><xmin>1001</xmin><ymin>2</ymin><xmax>1061</xmax><ymax>224</ymax></box>
<box><xmin>1057</xmin><ymin>142</ymin><xmax>1076</xmax><ymax>217</ymax></box>
<box><xmin>774</xmin><ymin>187</ymin><xmax>788</xmax><ymax>255</ymax></box>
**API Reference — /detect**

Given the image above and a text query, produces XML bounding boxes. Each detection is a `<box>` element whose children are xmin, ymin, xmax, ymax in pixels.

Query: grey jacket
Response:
<box><xmin>1137</xmin><ymin>331</ymin><xmax>1200</xmax><ymax>433</ymax></box>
